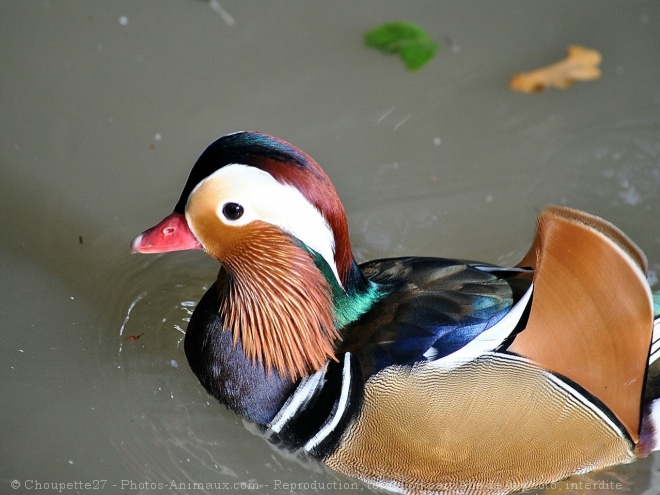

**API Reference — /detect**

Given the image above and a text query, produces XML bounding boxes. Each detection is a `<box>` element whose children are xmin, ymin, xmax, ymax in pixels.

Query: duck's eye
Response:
<box><xmin>222</xmin><ymin>202</ymin><xmax>244</xmax><ymax>221</ymax></box>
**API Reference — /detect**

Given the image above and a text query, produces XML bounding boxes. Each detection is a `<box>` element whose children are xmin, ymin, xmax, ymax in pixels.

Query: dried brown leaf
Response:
<box><xmin>510</xmin><ymin>45</ymin><xmax>602</xmax><ymax>93</ymax></box>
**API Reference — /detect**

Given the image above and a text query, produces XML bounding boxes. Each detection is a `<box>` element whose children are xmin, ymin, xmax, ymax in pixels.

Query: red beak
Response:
<box><xmin>130</xmin><ymin>212</ymin><xmax>202</xmax><ymax>254</ymax></box>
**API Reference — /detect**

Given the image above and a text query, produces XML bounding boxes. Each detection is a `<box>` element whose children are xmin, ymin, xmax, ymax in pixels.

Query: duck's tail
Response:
<box><xmin>637</xmin><ymin>297</ymin><xmax>660</xmax><ymax>454</ymax></box>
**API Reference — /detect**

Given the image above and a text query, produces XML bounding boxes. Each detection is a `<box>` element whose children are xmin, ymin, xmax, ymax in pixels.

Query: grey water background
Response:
<box><xmin>2</xmin><ymin>1</ymin><xmax>660</xmax><ymax>494</ymax></box>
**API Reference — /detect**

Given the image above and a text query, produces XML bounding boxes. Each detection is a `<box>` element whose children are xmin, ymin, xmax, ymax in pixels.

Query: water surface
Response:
<box><xmin>2</xmin><ymin>2</ymin><xmax>659</xmax><ymax>494</ymax></box>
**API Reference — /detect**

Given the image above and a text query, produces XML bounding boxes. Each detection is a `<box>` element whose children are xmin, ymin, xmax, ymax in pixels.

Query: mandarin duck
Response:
<box><xmin>131</xmin><ymin>131</ymin><xmax>660</xmax><ymax>495</ymax></box>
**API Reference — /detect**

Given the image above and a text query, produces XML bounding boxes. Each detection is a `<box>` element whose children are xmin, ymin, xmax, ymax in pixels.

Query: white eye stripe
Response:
<box><xmin>193</xmin><ymin>163</ymin><xmax>342</xmax><ymax>286</ymax></box>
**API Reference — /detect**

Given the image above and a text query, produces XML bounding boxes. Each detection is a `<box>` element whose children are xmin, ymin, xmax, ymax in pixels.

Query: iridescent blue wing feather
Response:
<box><xmin>338</xmin><ymin>257</ymin><xmax>533</xmax><ymax>377</ymax></box>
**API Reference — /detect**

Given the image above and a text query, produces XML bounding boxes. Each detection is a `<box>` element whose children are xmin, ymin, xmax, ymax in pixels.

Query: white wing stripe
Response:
<box><xmin>430</xmin><ymin>283</ymin><xmax>534</xmax><ymax>369</ymax></box>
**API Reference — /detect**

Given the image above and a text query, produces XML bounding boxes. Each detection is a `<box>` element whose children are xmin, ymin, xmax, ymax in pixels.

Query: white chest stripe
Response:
<box><xmin>304</xmin><ymin>352</ymin><xmax>353</xmax><ymax>452</ymax></box>
<box><xmin>269</xmin><ymin>367</ymin><xmax>326</xmax><ymax>433</ymax></box>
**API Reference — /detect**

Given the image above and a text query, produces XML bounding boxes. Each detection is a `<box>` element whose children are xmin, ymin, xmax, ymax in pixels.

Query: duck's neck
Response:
<box><xmin>220</xmin><ymin>237</ymin><xmax>386</xmax><ymax>374</ymax></box>
<box><xmin>303</xmin><ymin>245</ymin><xmax>384</xmax><ymax>330</ymax></box>
<box><xmin>185</xmin><ymin>235</ymin><xmax>384</xmax><ymax>425</ymax></box>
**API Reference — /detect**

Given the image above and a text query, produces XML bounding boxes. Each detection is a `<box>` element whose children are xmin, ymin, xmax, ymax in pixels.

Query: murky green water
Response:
<box><xmin>2</xmin><ymin>1</ymin><xmax>659</xmax><ymax>494</ymax></box>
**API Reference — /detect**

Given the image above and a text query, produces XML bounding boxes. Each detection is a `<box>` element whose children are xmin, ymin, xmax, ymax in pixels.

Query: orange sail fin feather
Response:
<box><xmin>511</xmin><ymin>206</ymin><xmax>654</xmax><ymax>441</ymax></box>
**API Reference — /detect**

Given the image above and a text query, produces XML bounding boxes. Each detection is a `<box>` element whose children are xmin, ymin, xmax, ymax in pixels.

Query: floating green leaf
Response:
<box><xmin>364</xmin><ymin>21</ymin><xmax>438</xmax><ymax>71</ymax></box>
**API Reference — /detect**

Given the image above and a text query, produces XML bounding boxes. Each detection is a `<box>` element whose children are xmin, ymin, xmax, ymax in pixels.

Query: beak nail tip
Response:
<box><xmin>130</xmin><ymin>234</ymin><xmax>144</xmax><ymax>254</ymax></box>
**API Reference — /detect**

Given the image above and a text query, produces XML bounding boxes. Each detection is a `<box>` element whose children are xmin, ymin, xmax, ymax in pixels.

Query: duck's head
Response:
<box><xmin>132</xmin><ymin>131</ymin><xmax>373</xmax><ymax>379</ymax></box>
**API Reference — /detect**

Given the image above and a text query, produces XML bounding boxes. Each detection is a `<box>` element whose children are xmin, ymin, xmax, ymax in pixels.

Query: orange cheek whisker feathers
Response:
<box><xmin>217</xmin><ymin>223</ymin><xmax>340</xmax><ymax>380</ymax></box>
